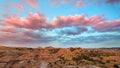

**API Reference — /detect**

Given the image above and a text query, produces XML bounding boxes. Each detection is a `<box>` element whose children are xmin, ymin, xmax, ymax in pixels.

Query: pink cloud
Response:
<box><xmin>51</xmin><ymin>14</ymin><xmax>105</xmax><ymax>28</ymax></box>
<box><xmin>91</xmin><ymin>20</ymin><xmax>120</xmax><ymax>31</ymax></box>
<box><xmin>49</xmin><ymin>0</ymin><xmax>58</xmax><ymax>6</ymax></box>
<box><xmin>13</xmin><ymin>4</ymin><xmax>24</xmax><ymax>10</ymax></box>
<box><xmin>4</xmin><ymin>12</ymin><xmax>48</xmax><ymax>29</ymax></box>
<box><xmin>86</xmin><ymin>15</ymin><xmax>106</xmax><ymax>25</ymax></box>
<box><xmin>74</xmin><ymin>0</ymin><xmax>85</xmax><ymax>7</ymax></box>
<box><xmin>27</xmin><ymin>0</ymin><xmax>38</xmax><ymax>8</ymax></box>
<box><xmin>51</xmin><ymin>14</ymin><xmax>120</xmax><ymax>31</ymax></box>
<box><xmin>0</xmin><ymin>26</ymin><xmax>17</xmax><ymax>33</ymax></box>
<box><xmin>1</xmin><ymin>13</ymin><xmax>120</xmax><ymax>46</ymax></box>
<box><xmin>0</xmin><ymin>20</ymin><xmax>3</xmax><ymax>23</ymax></box>
<box><xmin>49</xmin><ymin>0</ymin><xmax>120</xmax><ymax>7</ymax></box>
<box><xmin>51</xmin><ymin>14</ymin><xmax>87</xmax><ymax>27</ymax></box>
<box><xmin>2</xmin><ymin>13</ymin><xmax>120</xmax><ymax>31</ymax></box>
<box><xmin>0</xmin><ymin>33</ymin><xmax>16</xmax><ymax>38</ymax></box>
<box><xmin>3</xmin><ymin>14</ymin><xmax>11</xmax><ymax>18</ymax></box>
<box><xmin>49</xmin><ymin>0</ymin><xmax>86</xmax><ymax>7</ymax></box>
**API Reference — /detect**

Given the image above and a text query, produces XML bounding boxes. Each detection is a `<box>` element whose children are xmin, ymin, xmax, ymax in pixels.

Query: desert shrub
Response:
<box><xmin>72</xmin><ymin>54</ymin><xmax>82</xmax><ymax>65</ymax></box>
<box><xmin>21</xmin><ymin>66</ymin><xmax>25</xmax><ymax>68</ymax></box>
<box><xmin>15</xmin><ymin>48</ymin><xmax>23</xmax><ymax>51</ymax></box>
<box><xmin>70</xmin><ymin>47</ymin><xmax>75</xmax><ymax>52</ymax></box>
<box><xmin>48</xmin><ymin>63</ymin><xmax>53</xmax><ymax>68</ymax></box>
<box><xmin>49</xmin><ymin>48</ymin><xmax>60</xmax><ymax>54</ymax></box>
<box><xmin>113</xmin><ymin>60</ymin><xmax>116</xmax><ymax>62</ymax></box>
<box><xmin>68</xmin><ymin>62</ymin><xmax>73</xmax><ymax>65</ymax></box>
<box><xmin>72</xmin><ymin>54</ymin><xmax>82</xmax><ymax>61</ymax></box>
<box><xmin>54</xmin><ymin>61</ymin><xmax>57</xmax><ymax>64</ymax></box>
<box><xmin>34</xmin><ymin>54</ymin><xmax>39</xmax><ymax>60</ymax></box>
<box><xmin>113</xmin><ymin>64</ymin><xmax>119</xmax><ymax>68</ymax></box>
<box><xmin>16</xmin><ymin>52</ymin><xmax>23</xmax><ymax>56</ymax></box>
<box><xmin>72</xmin><ymin>53</ymin><xmax>93</xmax><ymax>62</ymax></box>
<box><xmin>99</xmin><ymin>56</ymin><xmax>103</xmax><ymax>60</ymax></box>
<box><xmin>98</xmin><ymin>61</ymin><xmax>105</xmax><ymax>64</ymax></box>
<box><xmin>92</xmin><ymin>59</ymin><xmax>105</xmax><ymax>64</ymax></box>
<box><xmin>106</xmin><ymin>60</ymin><xmax>111</xmax><ymax>63</ymax></box>
<box><xmin>0</xmin><ymin>52</ymin><xmax>4</xmax><ymax>57</ymax></box>
<box><xmin>58</xmin><ymin>55</ymin><xmax>69</xmax><ymax>64</ymax></box>
<box><xmin>26</xmin><ymin>48</ymin><xmax>33</xmax><ymax>51</ymax></box>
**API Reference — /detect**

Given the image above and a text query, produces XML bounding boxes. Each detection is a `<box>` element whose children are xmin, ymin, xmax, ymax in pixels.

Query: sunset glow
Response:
<box><xmin>0</xmin><ymin>0</ymin><xmax>120</xmax><ymax>48</ymax></box>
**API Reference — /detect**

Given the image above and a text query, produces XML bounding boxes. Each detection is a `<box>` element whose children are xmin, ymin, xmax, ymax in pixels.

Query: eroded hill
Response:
<box><xmin>0</xmin><ymin>46</ymin><xmax>120</xmax><ymax>68</ymax></box>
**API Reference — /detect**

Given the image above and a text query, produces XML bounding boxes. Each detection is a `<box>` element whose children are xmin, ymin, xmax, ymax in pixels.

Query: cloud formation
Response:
<box><xmin>1</xmin><ymin>12</ymin><xmax>120</xmax><ymax>46</ymax></box>
<box><xmin>1</xmin><ymin>12</ymin><xmax>120</xmax><ymax>32</ymax></box>
<box><xmin>0</xmin><ymin>0</ymin><xmax>120</xmax><ymax>47</ymax></box>
<box><xmin>51</xmin><ymin>14</ymin><xmax>120</xmax><ymax>32</ymax></box>
<box><xmin>0</xmin><ymin>26</ymin><xmax>17</xmax><ymax>33</ymax></box>
<box><xmin>105</xmin><ymin>0</ymin><xmax>120</xmax><ymax>4</ymax></box>
<box><xmin>3</xmin><ymin>12</ymin><xmax>48</xmax><ymax>29</ymax></box>
<box><xmin>49</xmin><ymin>0</ymin><xmax>120</xmax><ymax>7</ymax></box>
<box><xmin>26</xmin><ymin>0</ymin><xmax>38</xmax><ymax>8</ymax></box>
<box><xmin>49</xmin><ymin>0</ymin><xmax>87</xmax><ymax>7</ymax></box>
<box><xmin>13</xmin><ymin>4</ymin><xmax>24</xmax><ymax>11</ymax></box>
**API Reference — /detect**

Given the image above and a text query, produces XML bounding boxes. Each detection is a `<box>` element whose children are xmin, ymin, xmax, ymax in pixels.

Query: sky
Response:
<box><xmin>0</xmin><ymin>0</ymin><xmax>120</xmax><ymax>48</ymax></box>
